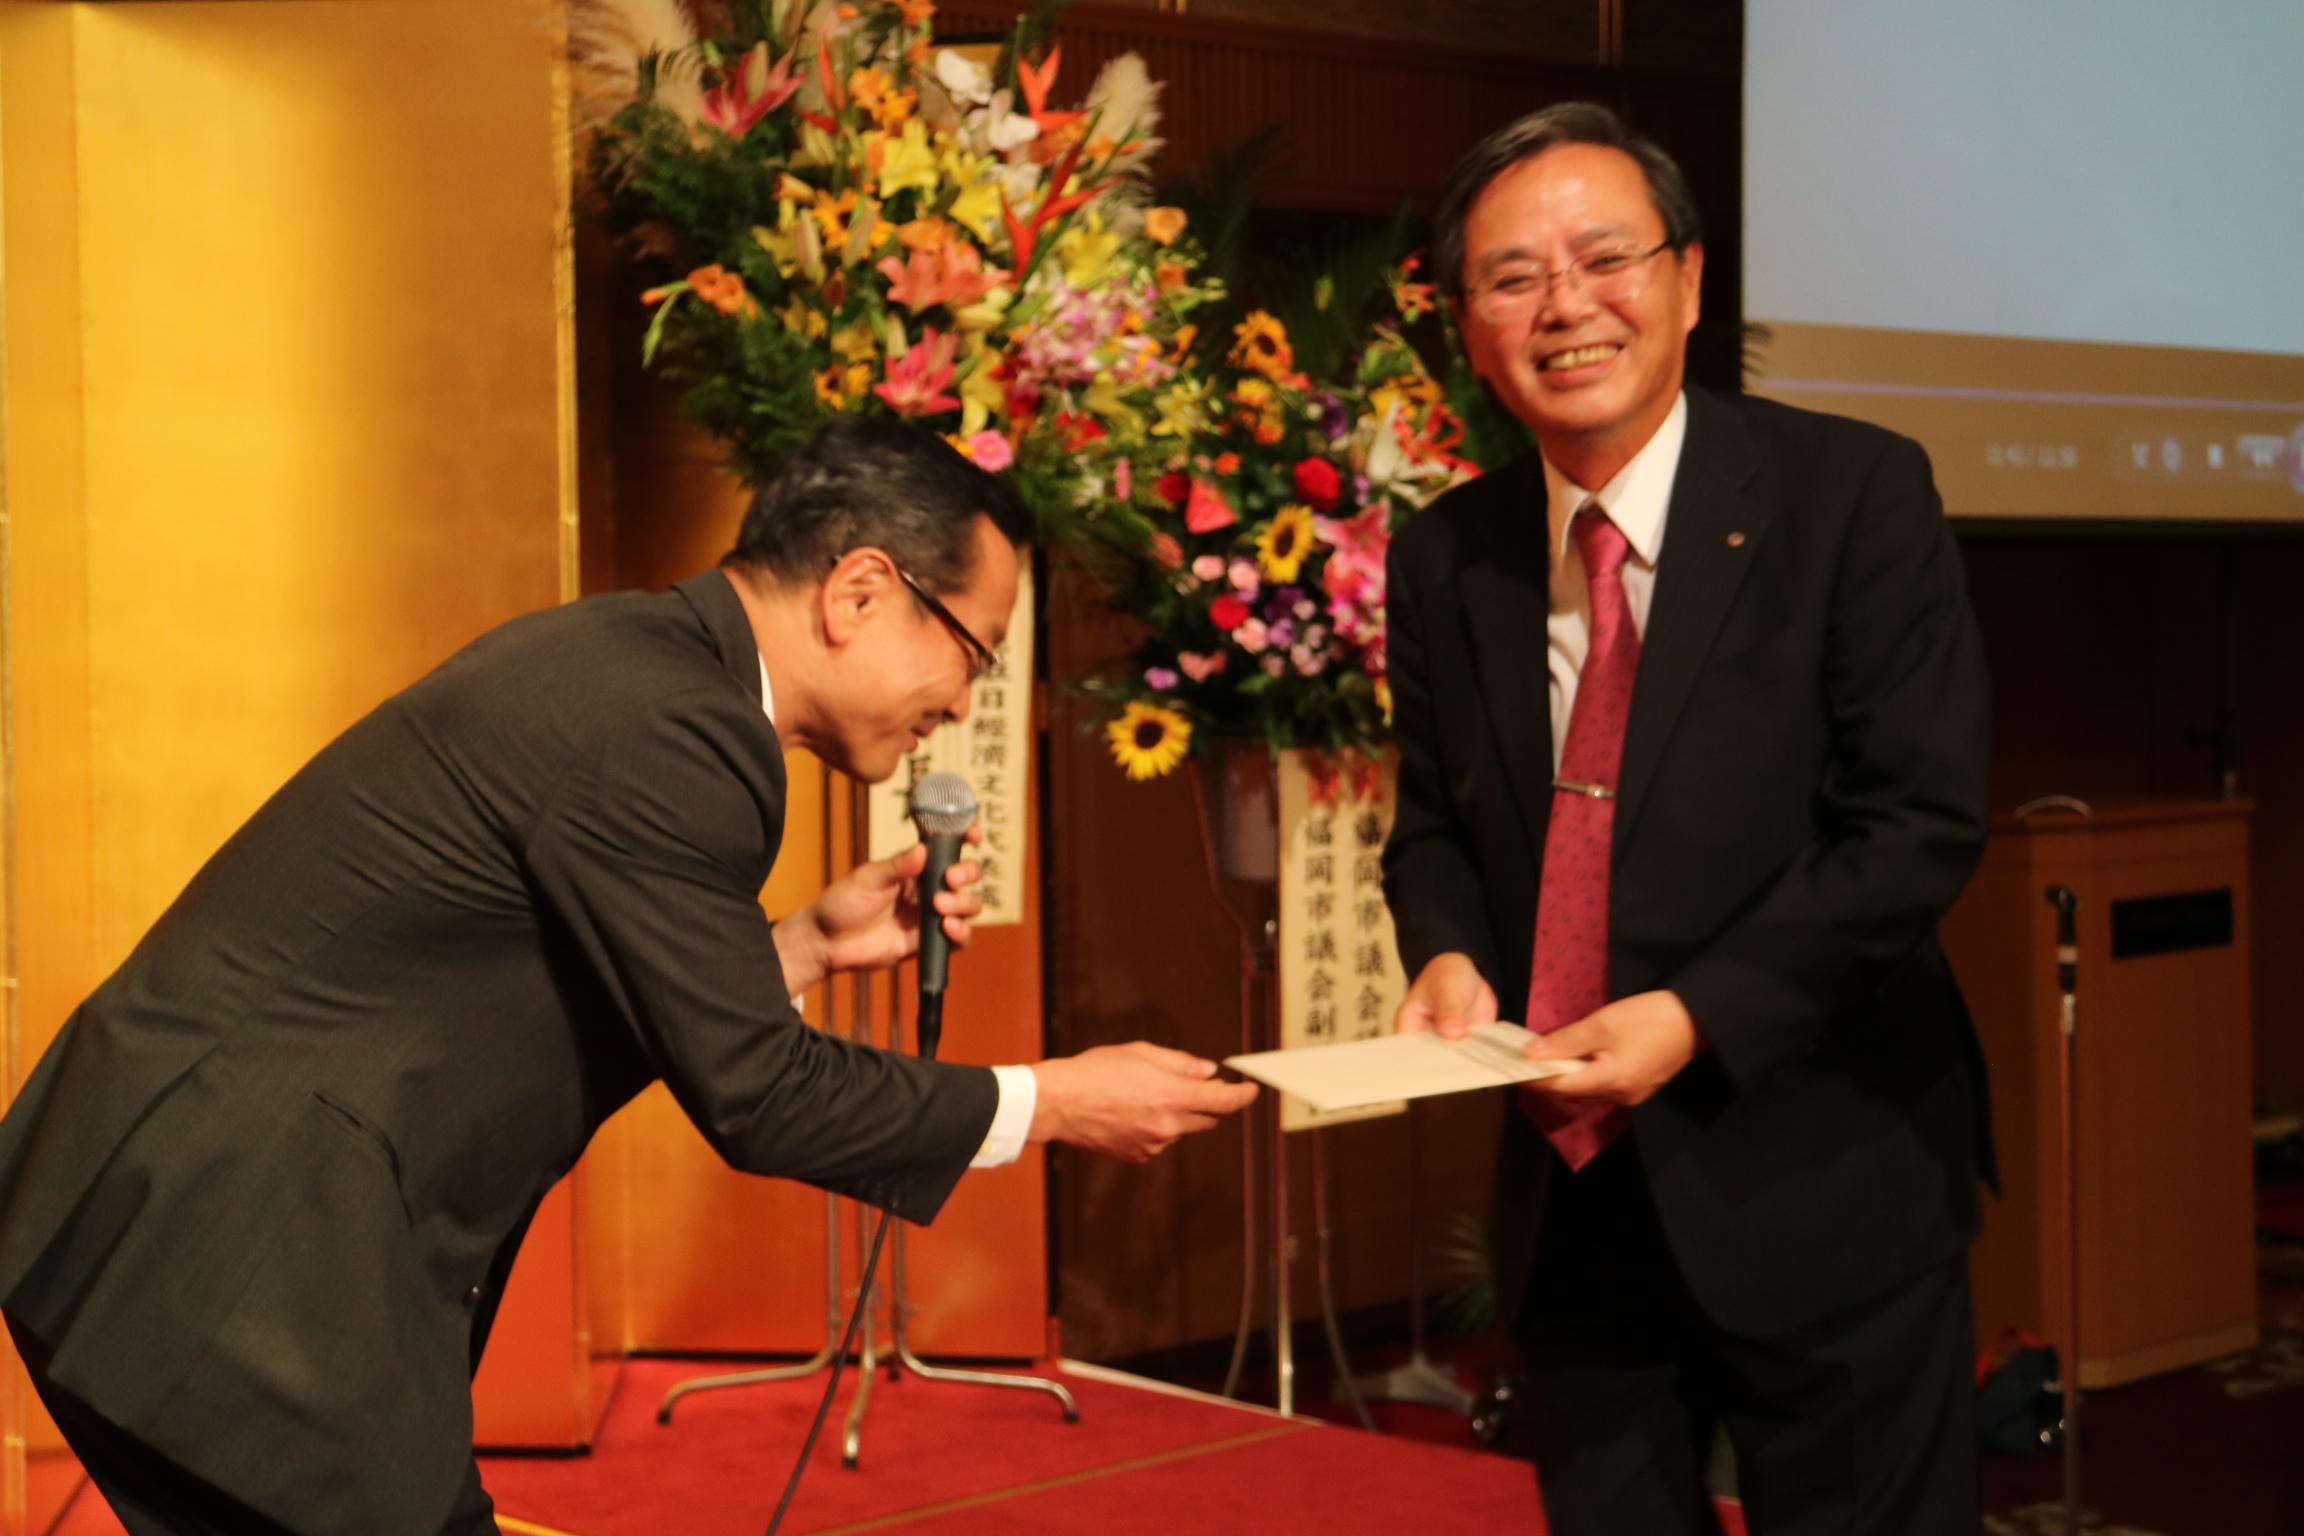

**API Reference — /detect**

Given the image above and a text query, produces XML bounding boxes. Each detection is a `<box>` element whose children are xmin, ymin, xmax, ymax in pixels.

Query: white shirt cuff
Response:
<box><xmin>970</xmin><ymin>1064</ymin><xmax>1037</xmax><ymax>1168</ymax></box>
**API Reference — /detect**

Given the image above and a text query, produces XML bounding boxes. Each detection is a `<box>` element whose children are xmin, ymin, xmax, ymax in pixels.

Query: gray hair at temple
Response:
<box><xmin>1431</xmin><ymin>102</ymin><xmax>1704</xmax><ymax>302</ymax></box>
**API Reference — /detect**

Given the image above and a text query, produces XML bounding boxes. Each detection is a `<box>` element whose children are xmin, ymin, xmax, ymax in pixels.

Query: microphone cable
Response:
<box><xmin>762</xmin><ymin>989</ymin><xmax>944</xmax><ymax>1536</ymax></box>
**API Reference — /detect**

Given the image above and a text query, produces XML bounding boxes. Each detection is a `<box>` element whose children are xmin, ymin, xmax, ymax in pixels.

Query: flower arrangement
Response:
<box><xmin>1066</xmin><ymin>258</ymin><xmax>1481</xmax><ymax>780</ymax></box>
<box><xmin>584</xmin><ymin>0</ymin><xmax>1219</xmax><ymax>504</ymax></box>
<box><xmin>577</xmin><ymin>0</ymin><xmax>1482</xmax><ymax>785</ymax></box>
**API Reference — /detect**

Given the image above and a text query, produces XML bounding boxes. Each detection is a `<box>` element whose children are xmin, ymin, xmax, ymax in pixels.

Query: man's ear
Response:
<box><xmin>819</xmin><ymin>547</ymin><xmax>896</xmax><ymax>648</ymax></box>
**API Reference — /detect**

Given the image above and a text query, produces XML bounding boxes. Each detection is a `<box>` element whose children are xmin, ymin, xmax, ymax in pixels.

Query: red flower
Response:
<box><xmin>1293</xmin><ymin>456</ymin><xmax>1343</xmax><ymax>510</ymax></box>
<box><xmin>1055</xmin><ymin>411</ymin><xmax>1107</xmax><ymax>452</ymax></box>
<box><xmin>1154</xmin><ymin>471</ymin><xmax>1191</xmax><ymax>504</ymax></box>
<box><xmin>1210</xmin><ymin>594</ymin><xmax>1250</xmax><ymax>631</ymax></box>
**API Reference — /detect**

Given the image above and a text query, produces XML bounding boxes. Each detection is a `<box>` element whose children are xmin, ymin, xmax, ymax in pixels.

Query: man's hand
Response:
<box><xmin>1028</xmin><ymin>1043</ymin><xmax>1259</xmax><ymax>1164</ymax></box>
<box><xmin>1395</xmin><ymin>952</ymin><xmax>1498</xmax><ymax>1041</ymax></box>
<box><xmin>1523</xmin><ymin>989</ymin><xmax>1701</xmax><ymax>1107</ymax></box>
<box><xmin>774</xmin><ymin>829</ymin><xmax>986</xmax><ymax>994</ymax></box>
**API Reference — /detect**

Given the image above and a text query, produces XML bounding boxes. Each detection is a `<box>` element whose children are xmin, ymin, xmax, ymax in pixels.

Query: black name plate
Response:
<box><xmin>2110</xmin><ymin>889</ymin><xmax>2234</xmax><ymax>959</ymax></box>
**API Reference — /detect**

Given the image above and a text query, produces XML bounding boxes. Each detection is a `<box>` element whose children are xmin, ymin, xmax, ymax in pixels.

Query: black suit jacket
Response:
<box><xmin>0</xmin><ymin>570</ymin><xmax>997</xmax><ymax>1533</ymax></box>
<box><xmin>1382</xmin><ymin>387</ymin><xmax>1993</xmax><ymax>1340</ymax></box>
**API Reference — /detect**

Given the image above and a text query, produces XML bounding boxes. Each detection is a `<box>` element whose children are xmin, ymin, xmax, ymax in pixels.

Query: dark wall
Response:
<box><xmin>1960</xmin><ymin>538</ymin><xmax>2304</xmax><ymax>1113</ymax></box>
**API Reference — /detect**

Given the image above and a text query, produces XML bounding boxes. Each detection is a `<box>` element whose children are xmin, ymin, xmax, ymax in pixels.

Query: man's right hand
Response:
<box><xmin>1029</xmin><ymin>1043</ymin><xmax>1259</xmax><ymax>1164</ymax></box>
<box><xmin>1395</xmin><ymin>952</ymin><xmax>1498</xmax><ymax>1041</ymax></box>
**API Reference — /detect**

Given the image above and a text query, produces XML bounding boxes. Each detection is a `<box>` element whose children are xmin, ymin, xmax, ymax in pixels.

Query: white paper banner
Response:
<box><xmin>1276</xmin><ymin>750</ymin><xmax>1408</xmax><ymax>1131</ymax></box>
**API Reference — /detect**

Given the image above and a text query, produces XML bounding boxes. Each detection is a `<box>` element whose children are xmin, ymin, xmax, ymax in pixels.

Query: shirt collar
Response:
<box><xmin>1542</xmin><ymin>391</ymin><xmax>1688</xmax><ymax>567</ymax></box>
<box><xmin>757</xmin><ymin>656</ymin><xmax>775</xmax><ymax>724</ymax></box>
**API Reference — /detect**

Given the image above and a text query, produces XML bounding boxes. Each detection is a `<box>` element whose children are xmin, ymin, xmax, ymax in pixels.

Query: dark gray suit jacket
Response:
<box><xmin>1382</xmin><ymin>387</ymin><xmax>1994</xmax><ymax>1341</ymax></box>
<box><xmin>0</xmin><ymin>570</ymin><xmax>996</xmax><ymax>1532</ymax></box>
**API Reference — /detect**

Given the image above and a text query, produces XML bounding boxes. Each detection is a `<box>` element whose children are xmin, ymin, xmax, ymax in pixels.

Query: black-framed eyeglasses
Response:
<box><xmin>1467</xmin><ymin>239</ymin><xmax>1673</xmax><ymax>322</ymax></box>
<box><xmin>893</xmin><ymin>566</ymin><xmax>999</xmax><ymax>683</ymax></box>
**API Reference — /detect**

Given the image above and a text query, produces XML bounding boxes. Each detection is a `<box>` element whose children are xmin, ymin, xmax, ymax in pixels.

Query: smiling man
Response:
<box><xmin>0</xmin><ymin>415</ymin><xmax>1255</xmax><ymax>1536</ymax></box>
<box><xmin>1385</xmin><ymin>105</ymin><xmax>1994</xmax><ymax>1533</ymax></box>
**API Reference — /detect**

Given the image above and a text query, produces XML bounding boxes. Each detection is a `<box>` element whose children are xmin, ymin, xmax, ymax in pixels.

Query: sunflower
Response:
<box><xmin>1228</xmin><ymin>310</ymin><xmax>1295</xmax><ymax>382</ymax></box>
<box><xmin>1256</xmin><ymin>502</ymin><xmax>1317</xmax><ymax>583</ymax></box>
<box><xmin>1107</xmin><ymin>700</ymin><xmax>1192</xmax><ymax>780</ymax></box>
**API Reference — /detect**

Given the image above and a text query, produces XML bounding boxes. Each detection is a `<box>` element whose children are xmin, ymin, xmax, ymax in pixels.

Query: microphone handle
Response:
<box><xmin>916</xmin><ymin>831</ymin><xmax>965</xmax><ymax>998</ymax></box>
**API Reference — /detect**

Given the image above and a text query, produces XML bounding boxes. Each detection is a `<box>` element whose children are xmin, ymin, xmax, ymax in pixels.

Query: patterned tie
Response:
<box><xmin>1524</xmin><ymin>504</ymin><xmax>1638</xmax><ymax>1170</ymax></box>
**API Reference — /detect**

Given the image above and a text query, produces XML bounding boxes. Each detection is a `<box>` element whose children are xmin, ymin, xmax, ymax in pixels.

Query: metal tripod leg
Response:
<box><xmin>1273</xmin><ymin>1089</ymin><xmax>1295</xmax><ymax>1415</ymax></box>
<box><xmin>841</xmin><ymin>1197</ymin><xmax>884</xmax><ymax>1469</ymax></box>
<box><xmin>657</xmin><ymin>1189</ymin><xmax>846</xmax><ymax>1424</ymax></box>
<box><xmin>1220</xmin><ymin>927</ymin><xmax>1267</xmax><ymax>1401</ymax></box>
<box><xmin>887</xmin><ymin>1223</ymin><xmax>1078</xmax><ymax>1420</ymax></box>
<box><xmin>1346</xmin><ymin>1098</ymin><xmax>1473</xmax><ymax>1415</ymax></box>
<box><xmin>1310</xmin><ymin>1128</ymin><xmax>1374</xmax><ymax>1431</ymax></box>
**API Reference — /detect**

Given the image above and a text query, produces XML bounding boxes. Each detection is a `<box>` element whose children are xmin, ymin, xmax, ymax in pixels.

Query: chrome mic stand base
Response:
<box><xmin>831</xmin><ymin>1221</ymin><xmax>1076</xmax><ymax>1469</ymax></box>
<box><xmin>657</xmin><ymin>1191</ymin><xmax>847</xmax><ymax>1426</ymax></box>
<box><xmin>1343</xmin><ymin>1099</ymin><xmax>1473</xmax><ymax>1417</ymax></box>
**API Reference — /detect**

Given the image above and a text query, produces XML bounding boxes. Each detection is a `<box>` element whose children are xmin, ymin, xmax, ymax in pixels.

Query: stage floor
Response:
<box><xmin>54</xmin><ymin>1358</ymin><xmax>1559</xmax><ymax>1535</ymax></box>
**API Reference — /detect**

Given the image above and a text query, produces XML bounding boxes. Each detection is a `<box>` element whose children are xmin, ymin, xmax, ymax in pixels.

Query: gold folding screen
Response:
<box><xmin>0</xmin><ymin>0</ymin><xmax>576</xmax><ymax>1519</ymax></box>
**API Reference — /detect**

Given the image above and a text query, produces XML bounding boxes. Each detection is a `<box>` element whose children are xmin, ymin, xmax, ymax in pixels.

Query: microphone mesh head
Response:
<box><xmin>908</xmin><ymin>771</ymin><xmax>978</xmax><ymax>837</ymax></box>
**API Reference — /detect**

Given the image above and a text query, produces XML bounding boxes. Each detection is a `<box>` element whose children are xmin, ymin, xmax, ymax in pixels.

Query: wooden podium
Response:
<box><xmin>1943</xmin><ymin>799</ymin><xmax>2257</xmax><ymax>1388</ymax></box>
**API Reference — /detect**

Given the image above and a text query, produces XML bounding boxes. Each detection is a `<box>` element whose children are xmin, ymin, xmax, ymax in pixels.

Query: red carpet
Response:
<box><xmin>52</xmin><ymin>1300</ymin><xmax>2304</xmax><ymax>1533</ymax></box>
<box><xmin>52</xmin><ymin>1359</ymin><xmax>1564</xmax><ymax>1535</ymax></box>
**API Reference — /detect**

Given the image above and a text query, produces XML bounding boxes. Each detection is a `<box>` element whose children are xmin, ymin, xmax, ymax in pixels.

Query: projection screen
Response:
<box><xmin>1743</xmin><ymin>1</ymin><xmax>2304</xmax><ymax>524</ymax></box>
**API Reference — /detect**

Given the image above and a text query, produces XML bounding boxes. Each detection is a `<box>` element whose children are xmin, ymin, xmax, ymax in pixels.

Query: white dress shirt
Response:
<box><xmin>757</xmin><ymin>657</ymin><xmax>1033</xmax><ymax>1168</ymax></box>
<box><xmin>1542</xmin><ymin>393</ymin><xmax>1688</xmax><ymax>770</ymax></box>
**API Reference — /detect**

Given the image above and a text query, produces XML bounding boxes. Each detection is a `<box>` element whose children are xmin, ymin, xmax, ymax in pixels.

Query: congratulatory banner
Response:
<box><xmin>866</xmin><ymin>569</ymin><xmax>1033</xmax><ymax>927</ymax></box>
<box><xmin>1276</xmin><ymin>751</ymin><xmax>1408</xmax><ymax>1132</ymax></box>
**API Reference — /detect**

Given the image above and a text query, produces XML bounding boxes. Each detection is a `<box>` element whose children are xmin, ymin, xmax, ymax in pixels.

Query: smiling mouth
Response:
<box><xmin>1539</xmin><ymin>343</ymin><xmax>1623</xmax><ymax>372</ymax></box>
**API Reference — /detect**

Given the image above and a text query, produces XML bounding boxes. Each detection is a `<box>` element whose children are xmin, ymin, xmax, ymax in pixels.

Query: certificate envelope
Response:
<box><xmin>1225</xmin><ymin>1022</ymin><xmax>1584</xmax><ymax>1114</ymax></box>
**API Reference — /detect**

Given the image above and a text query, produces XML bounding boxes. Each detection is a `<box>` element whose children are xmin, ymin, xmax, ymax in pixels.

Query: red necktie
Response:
<box><xmin>1524</xmin><ymin>504</ymin><xmax>1638</xmax><ymax>1170</ymax></box>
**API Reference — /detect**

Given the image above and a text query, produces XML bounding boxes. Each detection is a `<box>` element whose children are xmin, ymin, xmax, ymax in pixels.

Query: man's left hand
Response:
<box><xmin>776</xmin><ymin>829</ymin><xmax>986</xmax><ymax>993</ymax></box>
<box><xmin>1522</xmin><ymin>990</ymin><xmax>1702</xmax><ymax>1108</ymax></box>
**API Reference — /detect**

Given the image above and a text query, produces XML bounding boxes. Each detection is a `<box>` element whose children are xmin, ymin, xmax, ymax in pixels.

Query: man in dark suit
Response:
<box><xmin>1384</xmin><ymin>105</ymin><xmax>1992</xmax><ymax>1533</ymax></box>
<box><xmin>0</xmin><ymin>416</ymin><xmax>1255</xmax><ymax>1535</ymax></box>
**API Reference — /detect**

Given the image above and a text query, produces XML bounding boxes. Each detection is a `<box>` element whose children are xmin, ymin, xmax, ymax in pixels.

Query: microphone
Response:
<box><xmin>908</xmin><ymin>772</ymin><xmax>978</xmax><ymax>1020</ymax></box>
<box><xmin>2045</xmin><ymin>884</ymin><xmax>2079</xmax><ymax>999</ymax></box>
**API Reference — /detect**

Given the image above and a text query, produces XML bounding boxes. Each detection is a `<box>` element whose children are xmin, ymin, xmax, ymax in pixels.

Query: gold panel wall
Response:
<box><xmin>0</xmin><ymin>0</ymin><xmax>574</xmax><ymax>1518</ymax></box>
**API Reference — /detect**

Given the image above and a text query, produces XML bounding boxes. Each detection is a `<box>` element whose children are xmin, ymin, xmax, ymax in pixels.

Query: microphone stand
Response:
<box><xmin>838</xmin><ymin>792</ymin><xmax>1077</xmax><ymax>1470</ymax></box>
<box><xmin>2047</xmin><ymin>885</ymin><xmax>2082</xmax><ymax>1536</ymax></box>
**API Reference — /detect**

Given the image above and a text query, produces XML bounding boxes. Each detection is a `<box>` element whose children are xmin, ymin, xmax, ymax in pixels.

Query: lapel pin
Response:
<box><xmin>1725</xmin><ymin>531</ymin><xmax>1747</xmax><ymax>549</ymax></box>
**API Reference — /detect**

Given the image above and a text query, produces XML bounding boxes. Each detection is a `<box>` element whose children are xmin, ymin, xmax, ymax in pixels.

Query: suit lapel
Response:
<box><xmin>1616</xmin><ymin>388</ymin><xmax>1773</xmax><ymax>845</ymax></box>
<box><xmin>1456</xmin><ymin>453</ymin><xmax>1557</xmax><ymax>874</ymax></box>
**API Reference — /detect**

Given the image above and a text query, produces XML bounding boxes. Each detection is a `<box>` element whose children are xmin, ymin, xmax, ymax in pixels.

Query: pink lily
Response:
<box><xmin>701</xmin><ymin>44</ymin><xmax>800</xmax><ymax>139</ymax></box>
<box><xmin>874</xmin><ymin>328</ymin><xmax>961</xmax><ymax>417</ymax></box>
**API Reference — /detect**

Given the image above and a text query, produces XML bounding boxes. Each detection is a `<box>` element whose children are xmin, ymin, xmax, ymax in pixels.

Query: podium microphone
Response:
<box><xmin>908</xmin><ymin>772</ymin><xmax>977</xmax><ymax>1062</ymax></box>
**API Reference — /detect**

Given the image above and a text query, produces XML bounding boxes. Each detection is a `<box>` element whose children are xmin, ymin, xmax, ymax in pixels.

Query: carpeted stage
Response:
<box><xmin>50</xmin><ymin>1358</ymin><xmax>1642</xmax><ymax>1536</ymax></box>
<box><xmin>46</xmin><ymin>1212</ymin><xmax>2304</xmax><ymax>1536</ymax></box>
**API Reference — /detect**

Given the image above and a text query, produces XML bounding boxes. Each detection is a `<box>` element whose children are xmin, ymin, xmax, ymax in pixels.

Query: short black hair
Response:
<box><xmin>1433</xmin><ymin>102</ymin><xmax>1702</xmax><ymax>301</ymax></box>
<box><xmin>725</xmin><ymin>415</ymin><xmax>1033</xmax><ymax>594</ymax></box>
